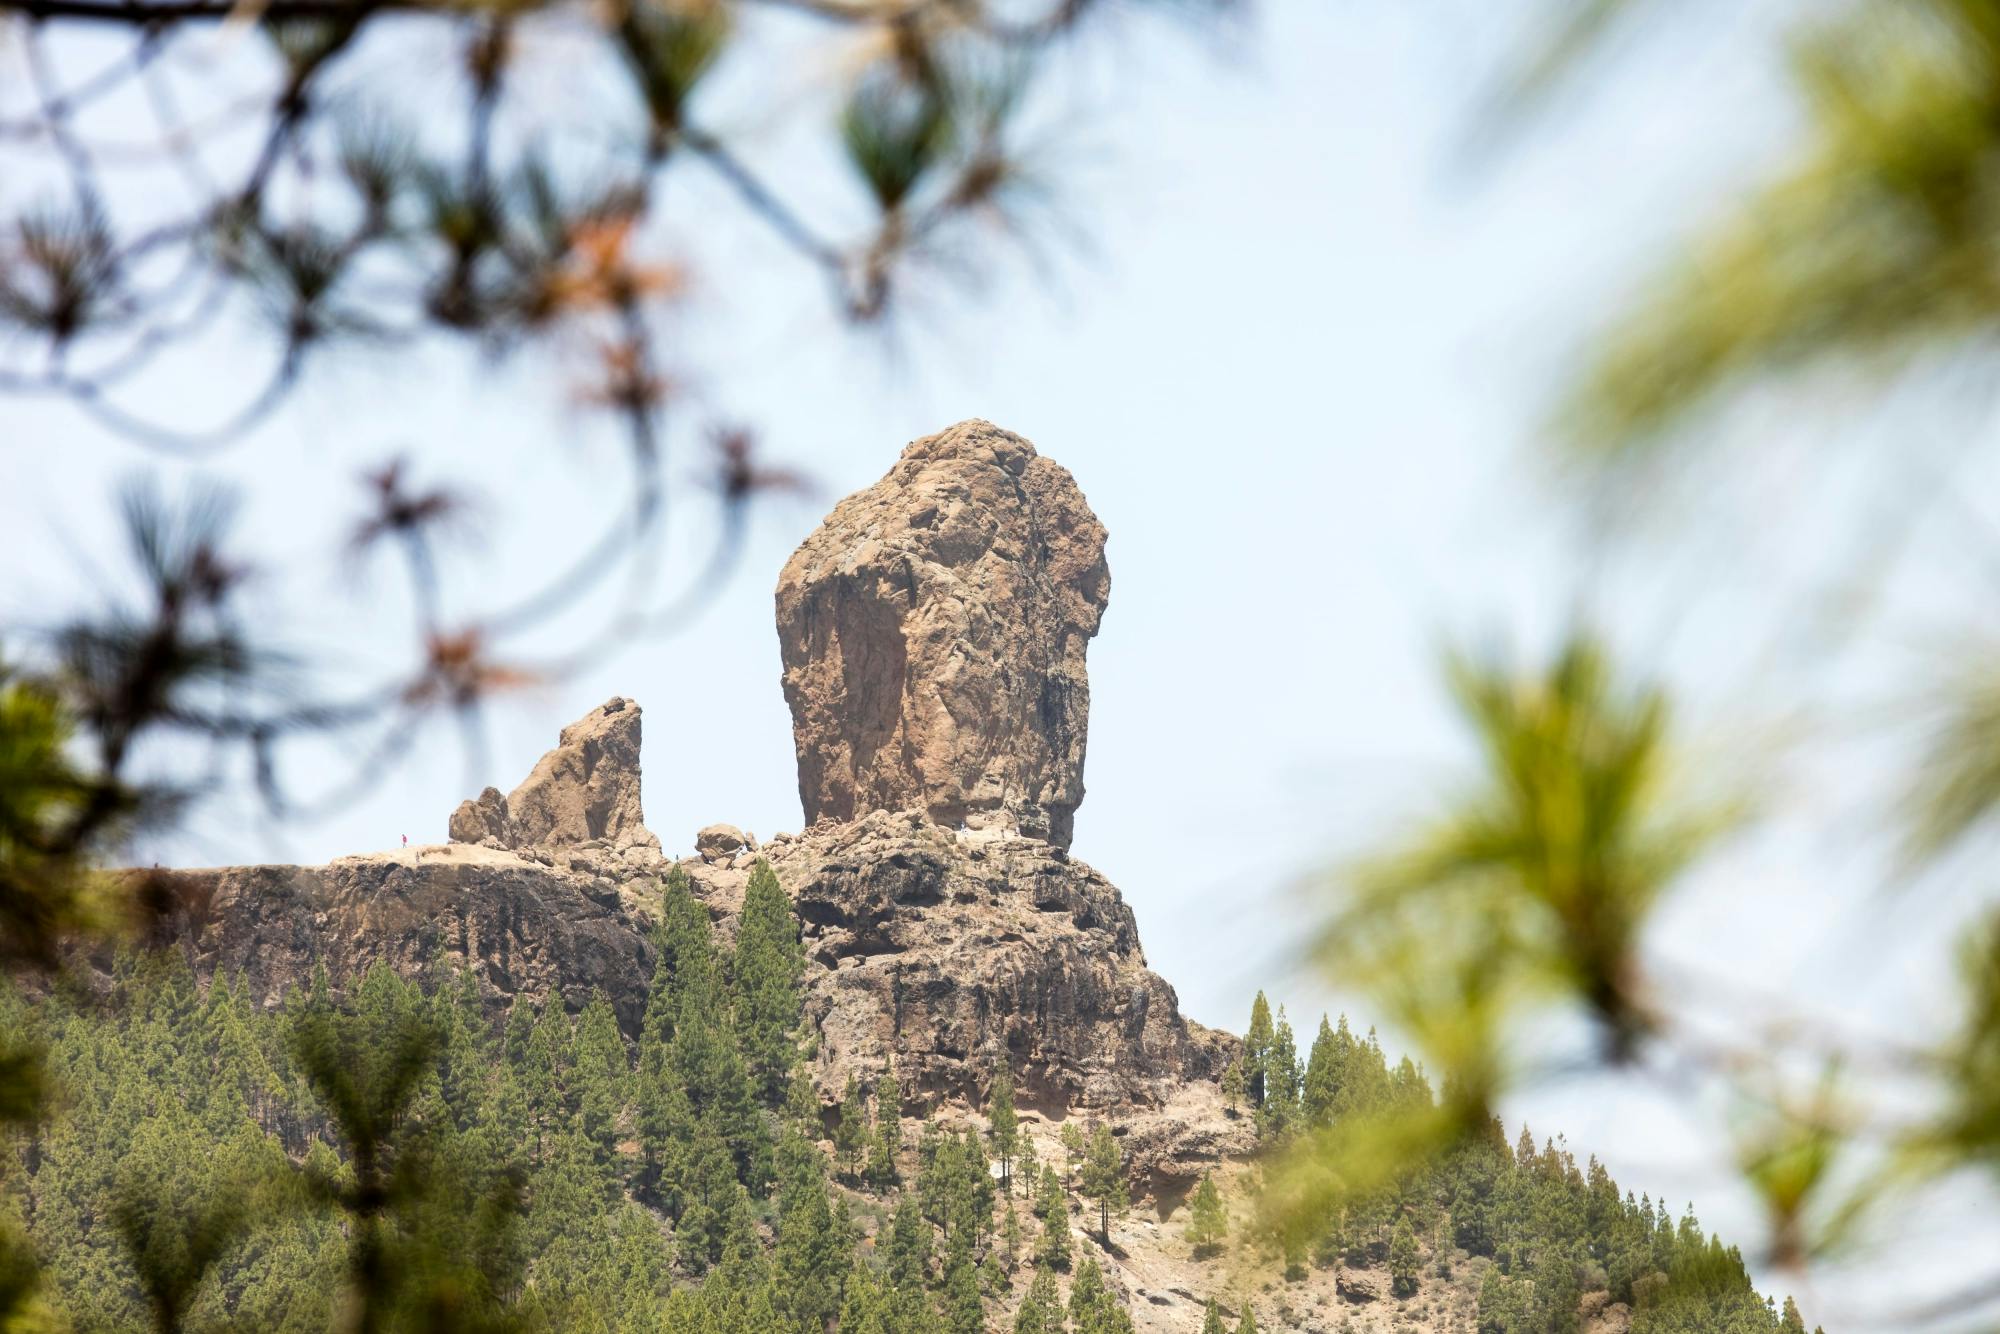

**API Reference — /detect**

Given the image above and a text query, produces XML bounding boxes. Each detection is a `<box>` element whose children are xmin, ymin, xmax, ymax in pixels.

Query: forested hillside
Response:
<box><xmin>1216</xmin><ymin>997</ymin><xmax>1821</xmax><ymax>1333</ymax></box>
<box><xmin>0</xmin><ymin>866</ymin><xmax>1816</xmax><ymax>1332</ymax></box>
<box><xmin>3</xmin><ymin>864</ymin><xmax>1128</xmax><ymax>1333</ymax></box>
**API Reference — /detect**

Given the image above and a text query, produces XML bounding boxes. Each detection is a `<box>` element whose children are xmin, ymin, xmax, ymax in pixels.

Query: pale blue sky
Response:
<box><xmin>5</xmin><ymin>1</ymin><xmax>1989</xmax><ymax>1323</ymax></box>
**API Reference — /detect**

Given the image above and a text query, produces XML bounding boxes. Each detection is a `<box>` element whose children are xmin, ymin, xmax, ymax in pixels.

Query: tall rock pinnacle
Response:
<box><xmin>775</xmin><ymin>420</ymin><xmax>1110</xmax><ymax>848</ymax></box>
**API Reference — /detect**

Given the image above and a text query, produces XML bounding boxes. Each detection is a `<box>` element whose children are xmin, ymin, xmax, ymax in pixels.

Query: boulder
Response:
<box><xmin>775</xmin><ymin>420</ymin><xmax>1109</xmax><ymax>850</ymax></box>
<box><xmin>695</xmin><ymin>823</ymin><xmax>752</xmax><ymax>863</ymax></box>
<box><xmin>448</xmin><ymin>785</ymin><xmax>512</xmax><ymax>846</ymax></box>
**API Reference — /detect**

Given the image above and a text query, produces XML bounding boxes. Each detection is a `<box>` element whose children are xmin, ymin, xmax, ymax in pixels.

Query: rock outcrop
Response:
<box><xmin>448</xmin><ymin>697</ymin><xmax>655</xmax><ymax>851</ymax></box>
<box><xmin>140</xmin><ymin>423</ymin><xmax>1249</xmax><ymax>1210</ymax></box>
<box><xmin>448</xmin><ymin>785</ymin><xmax>513</xmax><ymax>846</ymax></box>
<box><xmin>775</xmin><ymin>420</ymin><xmax>1110</xmax><ymax>850</ymax></box>
<box><xmin>128</xmin><ymin>843</ymin><xmax>662</xmax><ymax>1035</ymax></box>
<box><xmin>679</xmin><ymin>811</ymin><xmax>1248</xmax><ymax>1192</ymax></box>
<box><xmin>695</xmin><ymin>823</ymin><xmax>754</xmax><ymax>863</ymax></box>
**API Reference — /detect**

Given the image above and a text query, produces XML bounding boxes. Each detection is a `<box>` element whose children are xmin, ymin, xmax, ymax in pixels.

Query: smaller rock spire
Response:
<box><xmin>448</xmin><ymin>696</ymin><xmax>656</xmax><ymax>850</ymax></box>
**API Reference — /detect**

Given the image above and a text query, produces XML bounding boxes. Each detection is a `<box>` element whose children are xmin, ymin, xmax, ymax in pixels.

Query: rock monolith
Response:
<box><xmin>775</xmin><ymin>420</ymin><xmax>1109</xmax><ymax>848</ymax></box>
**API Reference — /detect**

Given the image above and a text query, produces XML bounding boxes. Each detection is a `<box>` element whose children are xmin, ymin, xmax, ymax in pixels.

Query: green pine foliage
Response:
<box><xmin>1243</xmin><ymin>992</ymin><xmax>1274</xmax><ymax>1109</ymax></box>
<box><xmin>865</xmin><ymin>1067</ymin><xmax>901</xmax><ymax>1190</ymax></box>
<box><xmin>1012</xmin><ymin>1266</ymin><xmax>1065</xmax><ymax>1334</ymax></box>
<box><xmin>1241</xmin><ymin>989</ymin><xmax>1817</xmax><ymax>1332</ymax></box>
<box><xmin>1033</xmin><ymin>1167</ymin><xmax>1072</xmax><ymax>1272</ymax></box>
<box><xmin>1388</xmin><ymin>1216</ymin><xmax>1419</xmax><ymax>1296</ymax></box>
<box><xmin>1259</xmin><ymin>1008</ymin><xmax>1300</xmax><ymax>1140</ymax></box>
<box><xmin>836</xmin><ymin>1074</ymin><xmax>870</xmax><ymax>1181</ymax></box>
<box><xmin>1184</xmin><ymin>1172</ymin><xmax>1227</xmax><ymax>1257</ymax></box>
<box><xmin>1067</xmin><ymin>1255</ymin><xmax>1131</xmax><ymax>1334</ymax></box>
<box><xmin>732</xmin><ymin>860</ymin><xmax>805</xmax><ymax>1104</ymax></box>
<box><xmin>1</xmin><ymin>879</ymin><xmax>1139</xmax><ymax>1333</ymax></box>
<box><xmin>988</xmin><ymin>1062</ymin><xmax>1019</xmax><ymax>1194</ymax></box>
<box><xmin>1078</xmin><ymin>1124</ymin><xmax>1127</xmax><ymax>1245</ymax></box>
<box><xmin>1220</xmin><ymin>1059</ymin><xmax>1247</xmax><ymax>1115</ymax></box>
<box><xmin>1058</xmin><ymin>1122</ymin><xmax>1084</xmax><ymax>1193</ymax></box>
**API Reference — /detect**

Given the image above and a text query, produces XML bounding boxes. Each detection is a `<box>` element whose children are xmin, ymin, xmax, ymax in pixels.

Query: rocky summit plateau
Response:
<box><xmin>132</xmin><ymin>419</ymin><xmax>1274</xmax><ymax>1327</ymax></box>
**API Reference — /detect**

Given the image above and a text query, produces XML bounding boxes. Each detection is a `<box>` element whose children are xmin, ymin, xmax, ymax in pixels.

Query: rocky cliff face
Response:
<box><xmin>144</xmin><ymin>421</ymin><xmax>1246</xmax><ymax>1203</ymax></box>
<box><xmin>776</xmin><ymin>420</ymin><xmax>1109</xmax><ymax>850</ymax></box>
<box><xmin>682</xmin><ymin>811</ymin><xmax>1248</xmax><ymax>1195</ymax></box>
<box><xmin>134</xmin><ymin>842</ymin><xmax>663</xmax><ymax>1036</ymax></box>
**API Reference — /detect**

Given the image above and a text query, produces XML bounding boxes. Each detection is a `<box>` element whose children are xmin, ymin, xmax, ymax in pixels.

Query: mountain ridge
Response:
<box><xmin>89</xmin><ymin>421</ymin><xmax>1801</xmax><ymax>1333</ymax></box>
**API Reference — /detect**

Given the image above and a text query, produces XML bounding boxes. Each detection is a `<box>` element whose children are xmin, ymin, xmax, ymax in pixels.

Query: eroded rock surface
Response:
<box><xmin>118</xmin><ymin>843</ymin><xmax>660</xmax><ymax>1034</ymax></box>
<box><xmin>695</xmin><ymin>823</ymin><xmax>753</xmax><ymax>863</ymax></box>
<box><xmin>448</xmin><ymin>697</ymin><xmax>655</xmax><ymax>851</ymax></box>
<box><xmin>679</xmin><ymin>810</ymin><xmax>1250</xmax><ymax>1193</ymax></box>
<box><xmin>139</xmin><ymin>424</ymin><xmax>1251</xmax><ymax>1223</ymax></box>
<box><xmin>448</xmin><ymin>785</ymin><xmax>512</xmax><ymax>846</ymax></box>
<box><xmin>775</xmin><ymin>420</ymin><xmax>1110</xmax><ymax>849</ymax></box>
<box><xmin>135</xmin><ymin>809</ymin><xmax>1244</xmax><ymax>1196</ymax></box>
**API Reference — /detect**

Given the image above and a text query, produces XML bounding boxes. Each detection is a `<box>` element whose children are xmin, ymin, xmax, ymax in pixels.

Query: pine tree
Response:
<box><xmin>572</xmin><ymin>993</ymin><xmax>628</xmax><ymax>1165</ymax></box>
<box><xmin>783</xmin><ymin>1064</ymin><xmax>819</xmax><ymax>1132</ymax></box>
<box><xmin>839</xmin><ymin>1260</ymin><xmax>890</xmax><ymax>1334</ymax></box>
<box><xmin>8</xmin><ymin>955</ymin><xmax>1789</xmax><ymax>1334</ymax></box>
<box><xmin>1078</xmin><ymin>1124</ymin><xmax>1128</xmax><ymax>1246</ymax></box>
<box><xmin>1184</xmin><ymin>1172</ymin><xmax>1226</xmax><ymax>1257</ymax></box>
<box><xmin>865</xmin><ymin>1122</ymin><xmax>899</xmax><ymax>1191</ymax></box>
<box><xmin>1259</xmin><ymin>1008</ymin><xmax>1300</xmax><ymax>1140</ymax></box>
<box><xmin>608</xmin><ymin>1204</ymin><xmax>672</xmax><ymax>1332</ymax></box>
<box><xmin>941</xmin><ymin>1250</ymin><xmax>982</xmax><ymax>1334</ymax></box>
<box><xmin>519</xmin><ymin>997</ymin><xmax>572</xmax><ymax>1160</ymax></box>
<box><xmin>731</xmin><ymin>860</ymin><xmax>804</xmax><ymax>1105</ymax></box>
<box><xmin>1389</xmin><ymin>1215</ymin><xmax>1419</xmax><ymax>1296</ymax></box>
<box><xmin>1301</xmin><ymin>1015</ymin><xmax>1340</xmax><ymax>1128</ymax></box>
<box><xmin>772</xmin><ymin>1154</ymin><xmax>842</xmax><ymax>1331</ymax></box>
<box><xmin>886</xmin><ymin>1194</ymin><xmax>932</xmax><ymax>1292</ymax></box>
<box><xmin>1069</xmin><ymin>1256</ymin><xmax>1123</xmax><ymax>1334</ymax></box>
<box><xmin>1014</xmin><ymin>1267</ymin><xmax>1065</xmax><ymax>1334</ymax></box>
<box><xmin>649</xmin><ymin>869</ymin><xmax>718</xmax><ymax>1039</ymax></box>
<box><xmin>635</xmin><ymin>1054</ymin><xmax>693</xmax><ymax>1212</ymax></box>
<box><xmin>675</xmin><ymin>1121</ymin><xmax>745</xmax><ymax>1272</ymax></box>
<box><xmin>962</xmin><ymin>1128</ymin><xmax>996</xmax><ymax>1247</ymax></box>
<box><xmin>1034</xmin><ymin>1168</ymin><xmax>1071</xmax><ymax>1272</ymax></box>
<box><xmin>981</xmin><ymin>1244</ymin><xmax>1007</xmax><ymax>1298</ymax></box>
<box><xmin>1244</xmin><ymin>992</ymin><xmax>1275</xmax><ymax>1108</ymax></box>
<box><xmin>988</xmin><ymin>1062</ymin><xmax>1019</xmax><ymax>1194</ymax></box>
<box><xmin>889</xmin><ymin>1279</ymin><xmax>941</xmax><ymax>1334</ymax></box>
<box><xmin>1200</xmin><ymin>1300</ymin><xmax>1226</xmax><ymax>1334</ymax></box>
<box><xmin>1235</xmin><ymin>1302</ymin><xmax>1258</xmax><ymax>1334</ymax></box>
<box><xmin>835</xmin><ymin>1074</ymin><xmax>869</xmax><ymax>1181</ymax></box>
<box><xmin>1060</xmin><ymin>1123</ymin><xmax>1085</xmax><ymax>1192</ymax></box>
<box><xmin>917</xmin><ymin>1123</ymin><xmax>958</xmax><ymax>1230</ymax></box>
<box><xmin>1220</xmin><ymin>1059</ymin><xmax>1247</xmax><ymax>1116</ymax></box>
<box><xmin>866</xmin><ymin>1067</ymin><xmax>902</xmax><ymax>1189</ymax></box>
<box><xmin>654</xmin><ymin>872</ymin><xmax>772</xmax><ymax>1196</ymax></box>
